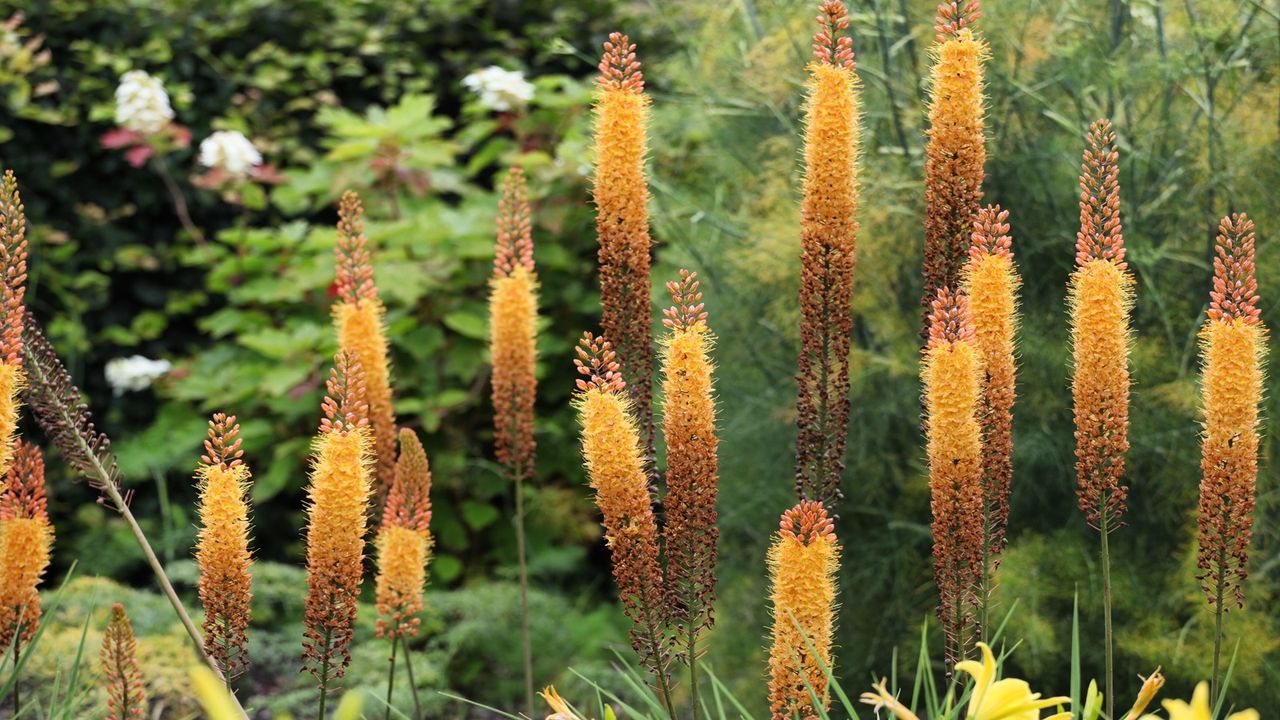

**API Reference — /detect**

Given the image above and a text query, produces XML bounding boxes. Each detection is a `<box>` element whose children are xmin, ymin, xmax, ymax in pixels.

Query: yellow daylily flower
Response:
<box><xmin>1142</xmin><ymin>682</ymin><xmax>1259</xmax><ymax>720</ymax></box>
<box><xmin>541</xmin><ymin>685</ymin><xmax>588</xmax><ymax>720</ymax></box>
<box><xmin>955</xmin><ymin>643</ymin><xmax>1071</xmax><ymax>720</ymax></box>
<box><xmin>1125</xmin><ymin>667</ymin><xmax>1163</xmax><ymax>719</ymax></box>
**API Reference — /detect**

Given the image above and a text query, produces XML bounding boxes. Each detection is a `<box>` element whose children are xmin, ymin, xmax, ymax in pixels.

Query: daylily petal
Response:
<box><xmin>958</xmin><ymin>642</ymin><xmax>998</xmax><ymax>717</ymax></box>
<box><xmin>1225</xmin><ymin>711</ymin><xmax>1260</xmax><ymax>720</ymax></box>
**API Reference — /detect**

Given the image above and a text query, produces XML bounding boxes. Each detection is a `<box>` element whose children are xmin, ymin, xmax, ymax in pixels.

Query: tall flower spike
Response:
<box><xmin>923</xmin><ymin>288</ymin><xmax>984</xmax><ymax>664</ymax></box>
<box><xmin>491</xmin><ymin>167</ymin><xmax>539</xmax><ymax>482</ymax></box>
<box><xmin>102</xmin><ymin>603</ymin><xmax>146</xmax><ymax>719</ymax></box>
<box><xmin>573</xmin><ymin>332</ymin><xmax>673</xmax><ymax>699</ymax></box>
<box><xmin>795</xmin><ymin>1</ymin><xmax>860</xmax><ymax>505</ymax></box>
<box><xmin>922</xmin><ymin>4</ymin><xmax>987</xmax><ymax>341</ymax></box>
<box><xmin>376</xmin><ymin>429</ymin><xmax>434</xmax><ymax>640</ymax></box>
<box><xmin>767</xmin><ymin>501</ymin><xmax>840</xmax><ymax>720</ymax></box>
<box><xmin>593</xmin><ymin>32</ymin><xmax>656</xmax><ymax>470</ymax></box>
<box><xmin>303</xmin><ymin>352</ymin><xmax>374</xmax><ymax>688</ymax></box>
<box><xmin>0</xmin><ymin>170</ymin><xmax>30</xmax><ymax>478</ymax></box>
<box><xmin>0</xmin><ymin>441</ymin><xmax>53</xmax><ymax>652</ymax></box>
<box><xmin>1070</xmin><ymin>119</ymin><xmax>1133</xmax><ymax>531</ymax></box>
<box><xmin>962</xmin><ymin>206</ymin><xmax>1020</xmax><ymax>618</ymax></box>
<box><xmin>659</xmin><ymin>270</ymin><xmax>719</xmax><ymax>667</ymax></box>
<box><xmin>1197</xmin><ymin>213</ymin><xmax>1266</xmax><ymax>610</ymax></box>
<box><xmin>194</xmin><ymin>413</ymin><xmax>254</xmax><ymax>680</ymax></box>
<box><xmin>333</xmin><ymin>190</ymin><xmax>396</xmax><ymax>504</ymax></box>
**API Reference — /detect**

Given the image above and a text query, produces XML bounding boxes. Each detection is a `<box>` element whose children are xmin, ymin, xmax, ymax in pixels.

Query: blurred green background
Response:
<box><xmin>1</xmin><ymin>0</ymin><xmax>1276</xmax><ymax>716</ymax></box>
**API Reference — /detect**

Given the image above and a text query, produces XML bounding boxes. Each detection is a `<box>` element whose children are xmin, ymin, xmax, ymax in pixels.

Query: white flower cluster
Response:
<box><xmin>114</xmin><ymin>70</ymin><xmax>174</xmax><ymax>135</ymax></box>
<box><xmin>104</xmin><ymin>355</ymin><xmax>172</xmax><ymax>395</ymax></box>
<box><xmin>198</xmin><ymin>130</ymin><xmax>263</xmax><ymax>177</ymax></box>
<box><xmin>462</xmin><ymin>66</ymin><xmax>534</xmax><ymax>112</ymax></box>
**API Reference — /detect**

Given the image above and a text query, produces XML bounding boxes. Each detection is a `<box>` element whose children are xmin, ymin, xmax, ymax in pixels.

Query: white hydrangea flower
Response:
<box><xmin>104</xmin><ymin>355</ymin><xmax>172</xmax><ymax>395</ymax></box>
<box><xmin>198</xmin><ymin>130</ymin><xmax>263</xmax><ymax>177</ymax></box>
<box><xmin>114</xmin><ymin>70</ymin><xmax>174</xmax><ymax>135</ymax></box>
<box><xmin>462</xmin><ymin>66</ymin><xmax>534</xmax><ymax>112</ymax></box>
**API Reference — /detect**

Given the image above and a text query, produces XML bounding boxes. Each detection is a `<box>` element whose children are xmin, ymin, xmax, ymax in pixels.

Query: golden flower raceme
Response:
<box><xmin>572</xmin><ymin>333</ymin><xmax>672</xmax><ymax>696</ymax></box>
<box><xmin>302</xmin><ymin>353</ymin><xmax>374</xmax><ymax>690</ymax></box>
<box><xmin>333</xmin><ymin>191</ymin><xmax>396</xmax><ymax>502</ymax></box>
<box><xmin>0</xmin><ymin>441</ymin><xmax>53</xmax><ymax>653</ymax></box>
<box><xmin>659</xmin><ymin>270</ymin><xmax>719</xmax><ymax>666</ymax></box>
<box><xmin>593</xmin><ymin>32</ymin><xmax>656</xmax><ymax>456</ymax></box>
<box><xmin>194</xmin><ymin>413</ymin><xmax>254</xmax><ymax>680</ymax></box>
<box><xmin>963</xmin><ymin>205</ymin><xmax>1020</xmax><ymax>627</ymax></box>
<box><xmin>794</xmin><ymin>0</ymin><xmax>860</xmax><ymax>505</ymax></box>
<box><xmin>101</xmin><ymin>603</ymin><xmax>146</xmax><ymax>720</ymax></box>
<box><xmin>923</xmin><ymin>287</ymin><xmax>984</xmax><ymax>662</ymax></box>
<box><xmin>1196</xmin><ymin>214</ymin><xmax>1266</xmax><ymax>611</ymax></box>
<box><xmin>1138</xmin><ymin>682</ymin><xmax>1258</xmax><ymax>720</ymax></box>
<box><xmin>955</xmin><ymin>643</ymin><xmax>1070</xmax><ymax>720</ymax></box>
<box><xmin>767</xmin><ymin>501</ymin><xmax>839</xmax><ymax>720</ymax></box>
<box><xmin>922</xmin><ymin>1</ymin><xmax>986</xmax><ymax>338</ymax></box>
<box><xmin>375</xmin><ymin>428</ymin><xmax>433</xmax><ymax>640</ymax></box>
<box><xmin>0</xmin><ymin>170</ymin><xmax>30</xmax><ymax>479</ymax></box>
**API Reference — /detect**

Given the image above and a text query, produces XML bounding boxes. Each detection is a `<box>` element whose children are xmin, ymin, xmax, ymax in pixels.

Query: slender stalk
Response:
<box><xmin>384</xmin><ymin>636</ymin><xmax>399</xmax><ymax>720</ymax></box>
<box><xmin>317</xmin><ymin>626</ymin><xmax>332</xmax><ymax>720</ymax></box>
<box><xmin>400</xmin><ymin>635</ymin><xmax>422</xmax><ymax>720</ymax></box>
<box><xmin>1211</xmin><ymin>552</ymin><xmax>1226</xmax><ymax>701</ymax></box>
<box><xmin>11</xmin><ymin>629</ymin><xmax>18</xmax><ymax>717</ymax></box>
<box><xmin>513</xmin><ymin>455</ymin><xmax>534</xmax><ymax>716</ymax></box>
<box><xmin>688</xmin><ymin>625</ymin><xmax>700</xmax><ymax>720</ymax></box>
<box><xmin>1099</xmin><ymin>502</ymin><xmax>1114</xmax><ymax>720</ymax></box>
<box><xmin>21</xmin><ymin>338</ymin><xmax>249</xmax><ymax>717</ymax></box>
<box><xmin>150</xmin><ymin>157</ymin><xmax>205</xmax><ymax>245</ymax></box>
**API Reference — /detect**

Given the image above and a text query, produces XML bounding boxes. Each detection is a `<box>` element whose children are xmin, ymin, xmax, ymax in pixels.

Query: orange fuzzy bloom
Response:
<box><xmin>922</xmin><ymin>3</ymin><xmax>986</xmax><ymax>339</ymax></box>
<box><xmin>0</xmin><ymin>441</ymin><xmax>52</xmax><ymax>651</ymax></box>
<box><xmin>194</xmin><ymin>413</ymin><xmax>254</xmax><ymax>679</ymax></box>
<box><xmin>767</xmin><ymin>501</ymin><xmax>839</xmax><ymax>720</ymax></box>
<box><xmin>333</xmin><ymin>191</ymin><xmax>396</xmax><ymax>502</ymax></box>
<box><xmin>963</xmin><ymin>206</ymin><xmax>1019</xmax><ymax>565</ymax></box>
<box><xmin>101</xmin><ymin>603</ymin><xmax>146</xmax><ymax>719</ymax></box>
<box><xmin>376</xmin><ymin>428</ymin><xmax>433</xmax><ymax>639</ymax></box>
<box><xmin>1069</xmin><ymin>119</ymin><xmax>1132</xmax><ymax>530</ymax></box>
<box><xmin>0</xmin><ymin>170</ymin><xmax>30</xmax><ymax>478</ymax></box>
<box><xmin>491</xmin><ymin>167</ymin><xmax>539</xmax><ymax>482</ymax></box>
<box><xmin>795</xmin><ymin>1</ymin><xmax>860</xmax><ymax>505</ymax></box>
<box><xmin>573</xmin><ymin>333</ymin><xmax>668</xmax><ymax>677</ymax></box>
<box><xmin>1197</xmin><ymin>214</ymin><xmax>1266</xmax><ymax>610</ymax></box>
<box><xmin>302</xmin><ymin>353</ymin><xmax>373</xmax><ymax>685</ymax></box>
<box><xmin>923</xmin><ymin>288</ymin><xmax>984</xmax><ymax>663</ymax></box>
<box><xmin>593</xmin><ymin>33</ymin><xmax>656</xmax><ymax>458</ymax></box>
<box><xmin>659</xmin><ymin>270</ymin><xmax>719</xmax><ymax>663</ymax></box>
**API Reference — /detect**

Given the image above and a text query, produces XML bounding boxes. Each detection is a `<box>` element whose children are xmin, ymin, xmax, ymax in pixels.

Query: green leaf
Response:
<box><xmin>461</xmin><ymin>500</ymin><xmax>500</xmax><ymax>530</ymax></box>
<box><xmin>443</xmin><ymin>309</ymin><xmax>488</xmax><ymax>340</ymax></box>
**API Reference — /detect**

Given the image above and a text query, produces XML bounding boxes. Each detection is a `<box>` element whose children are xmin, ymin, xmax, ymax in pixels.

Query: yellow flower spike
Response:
<box><xmin>795</xmin><ymin>0</ymin><xmax>860</xmax><ymax>505</ymax></box>
<box><xmin>333</xmin><ymin>191</ymin><xmax>396</xmax><ymax>502</ymax></box>
<box><xmin>0</xmin><ymin>441</ymin><xmax>52</xmax><ymax>652</ymax></box>
<box><xmin>0</xmin><ymin>170</ymin><xmax>30</xmax><ymax>479</ymax></box>
<box><xmin>767</xmin><ymin>501</ymin><xmax>839</xmax><ymax>720</ymax></box>
<box><xmin>956</xmin><ymin>643</ymin><xmax>1070</xmax><ymax>720</ymax></box>
<box><xmin>1152</xmin><ymin>682</ymin><xmax>1258</xmax><ymax>720</ymax></box>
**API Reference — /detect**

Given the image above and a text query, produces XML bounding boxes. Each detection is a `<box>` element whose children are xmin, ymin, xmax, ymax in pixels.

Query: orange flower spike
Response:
<box><xmin>101</xmin><ymin>603</ymin><xmax>146</xmax><ymax>719</ymax></box>
<box><xmin>659</xmin><ymin>270</ymin><xmax>719</xmax><ymax>663</ymax></box>
<box><xmin>333</xmin><ymin>190</ymin><xmax>396</xmax><ymax>500</ymax></box>
<box><xmin>0</xmin><ymin>170</ymin><xmax>30</xmax><ymax>478</ymax></box>
<box><xmin>922</xmin><ymin>2</ymin><xmax>987</xmax><ymax>336</ymax></box>
<box><xmin>963</xmin><ymin>206</ymin><xmax>1020</xmax><ymax>563</ymax></box>
<box><xmin>1197</xmin><ymin>214</ymin><xmax>1266</xmax><ymax>609</ymax></box>
<box><xmin>0</xmin><ymin>442</ymin><xmax>53</xmax><ymax>651</ymax></box>
<box><xmin>795</xmin><ymin>1</ymin><xmax>860</xmax><ymax>505</ymax></box>
<box><xmin>490</xmin><ymin>166</ymin><xmax>539</xmax><ymax>482</ymax></box>
<box><xmin>767</xmin><ymin>501</ymin><xmax>840</xmax><ymax>720</ymax></box>
<box><xmin>573</xmin><ymin>333</ymin><xmax>670</xmax><ymax>679</ymax></box>
<box><xmin>923</xmin><ymin>288</ymin><xmax>984</xmax><ymax>662</ymax></box>
<box><xmin>1069</xmin><ymin>119</ymin><xmax>1133</xmax><ymax>530</ymax></box>
<box><xmin>376</xmin><ymin>429</ymin><xmax>434</xmax><ymax>640</ymax></box>
<box><xmin>194</xmin><ymin>413</ymin><xmax>254</xmax><ymax>679</ymax></box>
<box><xmin>302</xmin><ymin>352</ymin><xmax>374</xmax><ymax>686</ymax></box>
<box><xmin>593</xmin><ymin>32</ymin><xmax>656</xmax><ymax>455</ymax></box>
